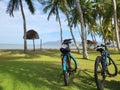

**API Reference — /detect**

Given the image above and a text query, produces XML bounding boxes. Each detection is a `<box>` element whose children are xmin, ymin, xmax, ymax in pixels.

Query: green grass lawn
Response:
<box><xmin>0</xmin><ymin>49</ymin><xmax>119</xmax><ymax>90</ymax></box>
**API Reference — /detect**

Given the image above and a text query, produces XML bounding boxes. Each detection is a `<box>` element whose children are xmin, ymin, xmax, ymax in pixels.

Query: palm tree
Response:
<box><xmin>74</xmin><ymin>0</ymin><xmax>88</xmax><ymax>59</ymax></box>
<box><xmin>117</xmin><ymin>1</ymin><xmax>120</xmax><ymax>42</ymax></box>
<box><xmin>43</xmin><ymin>0</ymin><xmax>63</xmax><ymax>47</ymax></box>
<box><xmin>6</xmin><ymin>0</ymin><xmax>35</xmax><ymax>52</ymax></box>
<box><xmin>93</xmin><ymin>1</ymin><xmax>113</xmax><ymax>43</ymax></box>
<box><xmin>94</xmin><ymin>0</ymin><xmax>120</xmax><ymax>51</ymax></box>
<box><xmin>112</xmin><ymin>0</ymin><xmax>120</xmax><ymax>51</ymax></box>
<box><xmin>70</xmin><ymin>0</ymin><xmax>98</xmax><ymax>49</ymax></box>
<box><xmin>62</xmin><ymin>0</ymin><xmax>80</xmax><ymax>53</ymax></box>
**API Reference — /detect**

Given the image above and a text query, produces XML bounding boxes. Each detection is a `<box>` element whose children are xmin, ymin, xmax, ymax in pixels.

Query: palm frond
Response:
<box><xmin>6</xmin><ymin>0</ymin><xmax>19</xmax><ymax>16</ymax></box>
<box><xmin>25</xmin><ymin>0</ymin><xmax>35</xmax><ymax>14</ymax></box>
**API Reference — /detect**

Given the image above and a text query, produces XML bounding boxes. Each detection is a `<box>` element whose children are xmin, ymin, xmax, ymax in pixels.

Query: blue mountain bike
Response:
<box><xmin>94</xmin><ymin>44</ymin><xmax>118</xmax><ymax>90</ymax></box>
<box><xmin>60</xmin><ymin>39</ymin><xmax>78</xmax><ymax>86</ymax></box>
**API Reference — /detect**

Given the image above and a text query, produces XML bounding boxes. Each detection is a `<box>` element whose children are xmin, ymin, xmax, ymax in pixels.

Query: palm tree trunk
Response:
<box><xmin>58</xmin><ymin>14</ymin><xmax>63</xmax><ymax>47</ymax></box>
<box><xmin>91</xmin><ymin>32</ymin><xmax>94</xmax><ymax>41</ymax></box>
<box><xmin>77</xmin><ymin>25</ymin><xmax>82</xmax><ymax>39</ymax></box>
<box><xmin>70</xmin><ymin>26</ymin><xmax>80</xmax><ymax>53</ymax></box>
<box><xmin>63</xmin><ymin>1</ymin><xmax>80</xmax><ymax>53</ymax></box>
<box><xmin>40</xmin><ymin>39</ymin><xmax>42</xmax><ymax>50</ymax></box>
<box><xmin>112</xmin><ymin>0</ymin><xmax>120</xmax><ymax>51</ymax></box>
<box><xmin>20</xmin><ymin>0</ymin><xmax>27</xmax><ymax>52</ymax></box>
<box><xmin>67</xmin><ymin>16</ymin><xmax>80</xmax><ymax>53</ymax></box>
<box><xmin>74</xmin><ymin>0</ymin><xmax>88</xmax><ymax>59</ymax></box>
<box><xmin>33</xmin><ymin>39</ymin><xmax>35</xmax><ymax>51</ymax></box>
<box><xmin>56</xmin><ymin>4</ymin><xmax>63</xmax><ymax>47</ymax></box>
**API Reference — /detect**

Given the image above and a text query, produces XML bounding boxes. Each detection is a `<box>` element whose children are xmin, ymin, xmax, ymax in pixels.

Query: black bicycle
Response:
<box><xmin>60</xmin><ymin>39</ymin><xmax>78</xmax><ymax>86</ymax></box>
<box><xmin>94</xmin><ymin>44</ymin><xmax>118</xmax><ymax>90</ymax></box>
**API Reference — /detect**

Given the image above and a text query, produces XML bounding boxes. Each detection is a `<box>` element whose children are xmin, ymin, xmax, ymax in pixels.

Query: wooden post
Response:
<box><xmin>40</xmin><ymin>39</ymin><xmax>42</xmax><ymax>50</ymax></box>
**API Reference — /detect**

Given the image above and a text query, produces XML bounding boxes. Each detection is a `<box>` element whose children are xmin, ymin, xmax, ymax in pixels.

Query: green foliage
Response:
<box><xmin>0</xmin><ymin>50</ymin><xmax>119</xmax><ymax>90</ymax></box>
<box><xmin>6</xmin><ymin>0</ymin><xmax>35</xmax><ymax>16</ymax></box>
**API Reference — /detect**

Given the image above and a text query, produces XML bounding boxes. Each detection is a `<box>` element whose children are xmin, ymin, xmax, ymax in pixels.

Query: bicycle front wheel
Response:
<box><xmin>106</xmin><ymin>57</ymin><xmax>118</xmax><ymax>77</ymax></box>
<box><xmin>94</xmin><ymin>56</ymin><xmax>105</xmax><ymax>90</ymax></box>
<box><xmin>69</xmin><ymin>54</ymin><xmax>78</xmax><ymax>72</ymax></box>
<box><xmin>63</xmin><ymin>70</ymin><xmax>70</xmax><ymax>86</ymax></box>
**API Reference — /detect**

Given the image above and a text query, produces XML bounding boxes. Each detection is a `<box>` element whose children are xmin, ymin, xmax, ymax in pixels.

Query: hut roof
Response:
<box><xmin>26</xmin><ymin>29</ymin><xmax>39</xmax><ymax>39</ymax></box>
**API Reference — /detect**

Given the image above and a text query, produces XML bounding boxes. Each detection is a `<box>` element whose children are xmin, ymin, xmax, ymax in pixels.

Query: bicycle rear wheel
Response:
<box><xmin>106</xmin><ymin>57</ymin><xmax>118</xmax><ymax>77</ymax></box>
<box><xmin>94</xmin><ymin>56</ymin><xmax>105</xmax><ymax>90</ymax></box>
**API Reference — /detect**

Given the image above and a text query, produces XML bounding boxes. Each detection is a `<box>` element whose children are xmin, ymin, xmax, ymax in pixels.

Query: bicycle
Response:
<box><xmin>94</xmin><ymin>44</ymin><xmax>118</xmax><ymax>90</ymax></box>
<box><xmin>60</xmin><ymin>39</ymin><xmax>78</xmax><ymax>86</ymax></box>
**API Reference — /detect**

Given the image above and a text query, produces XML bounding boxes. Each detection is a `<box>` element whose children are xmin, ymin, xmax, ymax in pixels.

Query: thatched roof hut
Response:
<box><xmin>26</xmin><ymin>29</ymin><xmax>39</xmax><ymax>51</ymax></box>
<box><xmin>26</xmin><ymin>29</ymin><xmax>39</xmax><ymax>39</ymax></box>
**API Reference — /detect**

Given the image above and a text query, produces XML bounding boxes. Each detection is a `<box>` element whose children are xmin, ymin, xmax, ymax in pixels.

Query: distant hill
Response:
<box><xmin>43</xmin><ymin>40</ymin><xmax>61</xmax><ymax>49</ymax></box>
<box><xmin>42</xmin><ymin>40</ymin><xmax>82</xmax><ymax>49</ymax></box>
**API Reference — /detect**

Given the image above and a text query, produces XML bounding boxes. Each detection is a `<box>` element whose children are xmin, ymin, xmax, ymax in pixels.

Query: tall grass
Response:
<box><xmin>0</xmin><ymin>49</ymin><xmax>119</xmax><ymax>90</ymax></box>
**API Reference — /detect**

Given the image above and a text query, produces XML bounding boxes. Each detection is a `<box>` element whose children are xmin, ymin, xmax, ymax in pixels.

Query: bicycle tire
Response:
<box><xmin>94</xmin><ymin>56</ymin><xmax>105</xmax><ymax>90</ymax></box>
<box><xmin>63</xmin><ymin>70</ymin><xmax>70</xmax><ymax>86</ymax></box>
<box><xmin>64</xmin><ymin>56</ymin><xmax>71</xmax><ymax>86</ymax></box>
<box><xmin>69</xmin><ymin>55</ymin><xmax>78</xmax><ymax>72</ymax></box>
<box><xmin>62</xmin><ymin>54</ymin><xmax>77</xmax><ymax>86</ymax></box>
<box><xmin>106</xmin><ymin>56</ymin><xmax>118</xmax><ymax>77</ymax></box>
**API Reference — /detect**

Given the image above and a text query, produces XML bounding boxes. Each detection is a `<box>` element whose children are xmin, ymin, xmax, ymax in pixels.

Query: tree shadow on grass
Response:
<box><xmin>0</xmin><ymin>86</ymin><xmax>3</xmax><ymax>90</ymax></box>
<box><xmin>0</xmin><ymin>50</ymin><xmax>119</xmax><ymax>90</ymax></box>
<box><xmin>0</xmin><ymin>60</ymin><xmax>97</xmax><ymax>90</ymax></box>
<box><xmin>69</xmin><ymin>69</ymin><xmax>120</xmax><ymax>90</ymax></box>
<box><xmin>0</xmin><ymin>60</ymin><xmax>119</xmax><ymax>90</ymax></box>
<box><xmin>105</xmin><ymin>80</ymin><xmax>120</xmax><ymax>90</ymax></box>
<box><xmin>69</xmin><ymin>69</ymin><xmax>97</xmax><ymax>90</ymax></box>
<box><xmin>0</xmin><ymin>61</ymin><xmax>63</xmax><ymax>90</ymax></box>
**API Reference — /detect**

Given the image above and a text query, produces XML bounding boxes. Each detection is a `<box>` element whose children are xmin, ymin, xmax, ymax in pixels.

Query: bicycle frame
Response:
<box><xmin>60</xmin><ymin>39</ymin><xmax>78</xmax><ymax>85</ymax></box>
<box><xmin>94</xmin><ymin>44</ymin><xmax>118</xmax><ymax>90</ymax></box>
<box><xmin>101</xmin><ymin>50</ymin><xmax>108</xmax><ymax>72</ymax></box>
<box><xmin>97</xmin><ymin>44</ymin><xmax>109</xmax><ymax>72</ymax></box>
<box><xmin>62</xmin><ymin>53</ymin><xmax>77</xmax><ymax>71</ymax></box>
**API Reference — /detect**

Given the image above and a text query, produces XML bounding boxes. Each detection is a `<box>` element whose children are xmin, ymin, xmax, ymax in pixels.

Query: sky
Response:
<box><xmin>0</xmin><ymin>0</ymin><xmax>102</xmax><ymax>45</ymax></box>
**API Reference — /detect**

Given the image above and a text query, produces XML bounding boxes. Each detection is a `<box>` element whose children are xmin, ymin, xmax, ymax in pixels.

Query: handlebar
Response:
<box><xmin>94</xmin><ymin>44</ymin><xmax>109</xmax><ymax>52</ymax></box>
<box><xmin>62</xmin><ymin>39</ymin><xmax>72</xmax><ymax>45</ymax></box>
<box><xmin>95</xmin><ymin>44</ymin><xmax>107</xmax><ymax>48</ymax></box>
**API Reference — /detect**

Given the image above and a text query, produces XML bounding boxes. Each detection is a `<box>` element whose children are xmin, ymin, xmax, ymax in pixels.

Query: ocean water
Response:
<box><xmin>0</xmin><ymin>44</ymin><xmax>23</xmax><ymax>49</ymax></box>
<box><xmin>0</xmin><ymin>44</ymin><xmax>60</xmax><ymax>50</ymax></box>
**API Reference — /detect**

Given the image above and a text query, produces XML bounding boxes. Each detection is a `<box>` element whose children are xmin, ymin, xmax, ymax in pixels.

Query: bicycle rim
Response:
<box><xmin>106</xmin><ymin>57</ymin><xmax>118</xmax><ymax>77</ymax></box>
<box><xmin>63</xmin><ymin>70</ymin><xmax>70</xmax><ymax>86</ymax></box>
<box><xmin>94</xmin><ymin>56</ymin><xmax>105</xmax><ymax>90</ymax></box>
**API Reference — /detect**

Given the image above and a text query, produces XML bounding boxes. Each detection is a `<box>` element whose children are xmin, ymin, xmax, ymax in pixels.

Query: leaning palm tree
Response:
<box><xmin>6</xmin><ymin>0</ymin><xmax>35</xmax><ymax>52</ymax></box>
<box><xmin>112</xmin><ymin>0</ymin><xmax>120</xmax><ymax>51</ymax></box>
<box><xmin>43</xmin><ymin>0</ymin><xmax>63</xmax><ymax>47</ymax></box>
<box><xmin>61</xmin><ymin>1</ymin><xmax>80</xmax><ymax>53</ymax></box>
<box><xmin>74</xmin><ymin>0</ymin><xmax>88</xmax><ymax>59</ymax></box>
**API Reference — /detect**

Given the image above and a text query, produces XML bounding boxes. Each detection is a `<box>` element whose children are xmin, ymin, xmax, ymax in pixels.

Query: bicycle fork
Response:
<box><xmin>62</xmin><ymin>54</ymin><xmax>78</xmax><ymax>72</ymax></box>
<box><xmin>62</xmin><ymin>55</ymin><xmax>67</xmax><ymax>71</ymax></box>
